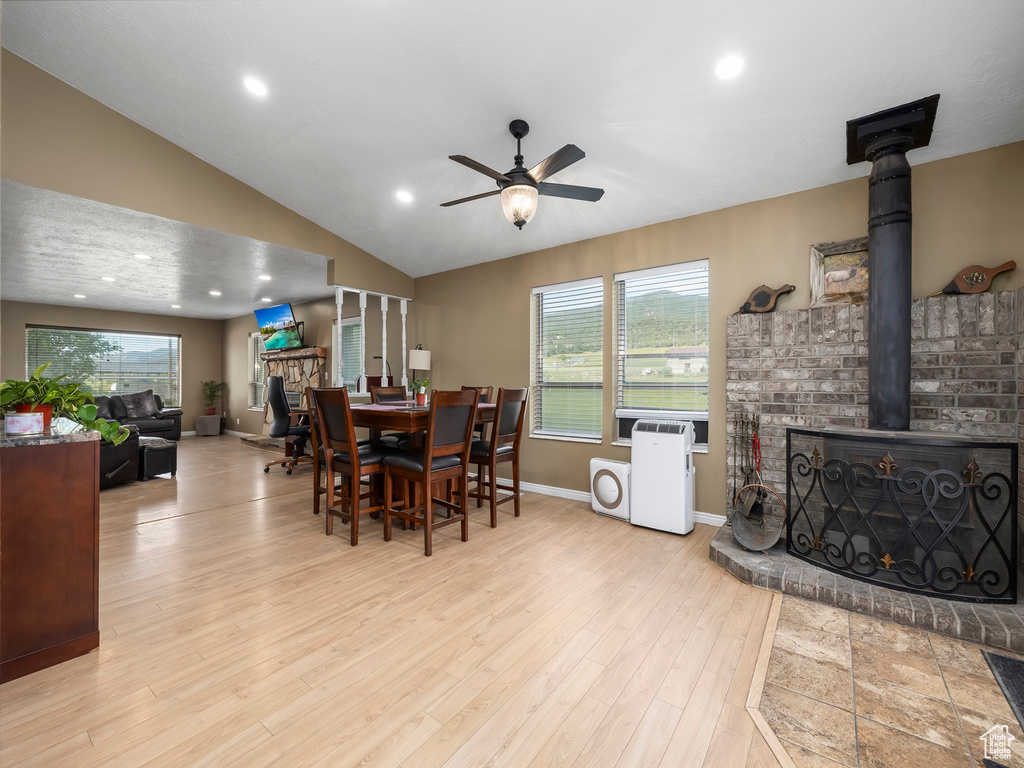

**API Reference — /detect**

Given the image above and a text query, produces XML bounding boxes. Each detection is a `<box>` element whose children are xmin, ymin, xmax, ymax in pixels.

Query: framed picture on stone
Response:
<box><xmin>810</xmin><ymin>236</ymin><xmax>869</xmax><ymax>307</ymax></box>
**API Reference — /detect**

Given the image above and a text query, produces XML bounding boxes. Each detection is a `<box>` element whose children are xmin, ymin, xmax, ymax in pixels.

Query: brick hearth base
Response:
<box><xmin>709</xmin><ymin>525</ymin><xmax>1024</xmax><ymax>653</ymax></box>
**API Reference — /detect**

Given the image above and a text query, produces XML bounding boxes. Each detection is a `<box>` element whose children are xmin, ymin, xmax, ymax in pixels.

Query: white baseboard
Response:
<box><xmin>519</xmin><ymin>481</ymin><xmax>592</xmax><ymax>503</ymax></box>
<box><xmin>180</xmin><ymin>430</ymin><xmax>196</xmax><ymax>437</ymax></box>
<box><xmin>520</xmin><ymin>480</ymin><xmax>725</xmax><ymax>528</ymax></box>
<box><xmin>694</xmin><ymin>511</ymin><xmax>727</xmax><ymax>527</ymax></box>
<box><xmin>224</xmin><ymin>429</ymin><xmax>256</xmax><ymax>437</ymax></box>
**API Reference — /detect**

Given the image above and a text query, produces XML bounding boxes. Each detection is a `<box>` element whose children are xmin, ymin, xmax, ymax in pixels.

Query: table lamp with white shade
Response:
<box><xmin>408</xmin><ymin>346</ymin><xmax>431</xmax><ymax>403</ymax></box>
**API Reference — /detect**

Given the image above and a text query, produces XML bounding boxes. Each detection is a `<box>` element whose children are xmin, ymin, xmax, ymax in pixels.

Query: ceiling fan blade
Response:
<box><xmin>537</xmin><ymin>182</ymin><xmax>605</xmax><ymax>202</ymax></box>
<box><xmin>439</xmin><ymin>189</ymin><xmax>501</xmax><ymax>207</ymax></box>
<box><xmin>528</xmin><ymin>144</ymin><xmax>585</xmax><ymax>182</ymax></box>
<box><xmin>449</xmin><ymin>155</ymin><xmax>511</xmax><ymax>182</ymax></box>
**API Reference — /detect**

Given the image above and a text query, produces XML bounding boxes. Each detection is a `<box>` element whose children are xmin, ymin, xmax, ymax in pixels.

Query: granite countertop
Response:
<box><xmin>0</xmin><ymin>423</ymin><xmax>100</xmax><ymax>448</ymax></box>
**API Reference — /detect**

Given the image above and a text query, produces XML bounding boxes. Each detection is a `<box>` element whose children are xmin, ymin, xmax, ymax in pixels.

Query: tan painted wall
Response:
<box><xmin>0</xmin><ymin>48</ymin><xmax>414</xmax><ymax>299</ymax></box>
<box><xmin>412</xmin><ymin>141</ymin><xmax>1024</xmax><ymax>516</ymax></box>
<box><xmin>0</xmin><ymin>301</ymin><xmax>223</xmax><ymax>427</ymax></box>
<box><xmin>223</xmin><ymin>296</ymin><xmax>411</xmax><ymax>435</ymax></box>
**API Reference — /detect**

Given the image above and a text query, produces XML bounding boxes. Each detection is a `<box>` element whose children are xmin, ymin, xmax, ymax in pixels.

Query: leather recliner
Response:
<box><xmin>100</xmin><ymin>425</ymin><xmax>140</xmax><ymax>489</ymax></box>
<box><xmin>94</xmin><ymin>393</ymin><xmax>183</xmax><ymax>440</ymax></box>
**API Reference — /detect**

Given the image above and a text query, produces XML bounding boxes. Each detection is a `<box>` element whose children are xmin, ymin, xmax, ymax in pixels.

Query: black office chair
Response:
<box><xmin>263</xmin><ymin>375</ymin><xmax>314</xmax><ymax>475</ymax></box>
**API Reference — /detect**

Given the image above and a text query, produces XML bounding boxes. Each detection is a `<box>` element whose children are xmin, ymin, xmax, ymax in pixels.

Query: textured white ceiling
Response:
<box><xmin>0</xmin><ymin>181</ymin><xmax>334</xmax><ymax>319</ymax></box>
<box><xmin>2</xmin><ymin>0</ymin><xmax>1023</xmax><ymax>279</ymax></box>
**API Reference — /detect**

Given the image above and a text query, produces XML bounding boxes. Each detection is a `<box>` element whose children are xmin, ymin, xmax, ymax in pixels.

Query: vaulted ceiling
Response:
<box><xmin>3</xmin><ymin>0</ymin><xmax>1024</xmax><ymax>278</ymax></box>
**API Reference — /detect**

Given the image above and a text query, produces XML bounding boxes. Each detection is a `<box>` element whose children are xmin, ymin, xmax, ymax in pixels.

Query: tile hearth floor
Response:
<box><xmin>759</xmin><ymin>596</ymin><xmax>1024</xmax><ymax>768</ymax></box>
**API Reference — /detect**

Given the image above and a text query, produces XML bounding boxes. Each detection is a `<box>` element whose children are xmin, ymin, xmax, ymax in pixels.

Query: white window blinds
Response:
<box><xmin>614</xmin><ymin>261</ymin><xmax>709</xmax><ymax>416</ymax></box>
<box><xmin>530</xmin><ymin>278</ymin><xmax>603</xmax><ymax>439</ymax></box>
<box><xmin>332</xmin><ymin>319</ymin><xmax>363</xmax><ymax>391</ymax></box>
<box><xmin>249</xmin><ymin>332</ymin><xmax>266</xmax><ymax>408</ymax></box>
<box><xmin>26</xmin><ymin>325</ymin><xmax>182</xmax><ymax>406</ymax></box>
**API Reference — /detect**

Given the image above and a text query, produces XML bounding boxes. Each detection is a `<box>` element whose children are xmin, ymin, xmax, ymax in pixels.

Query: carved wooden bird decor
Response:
<box><xmin>739</xmin><ymin>284</ymin><xmax>795</xmax><ymax>314</ymax></box>
<box><xmin>930</xmin><ymin>261</ymin><xmax>1016</xmax><ymax>296</ymax></box>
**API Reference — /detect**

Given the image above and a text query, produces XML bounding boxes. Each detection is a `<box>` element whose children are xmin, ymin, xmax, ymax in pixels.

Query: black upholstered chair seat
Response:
<box><xmin>384</xmin><ymin>451</ymin><xmax>461</xmax><ymax>473</ymax></box>
<box><xmin>379</xmin><ymin>432</ymin><xmax>414</xmax><ymax>450</ymax></box>
<box><xmin>470</xmin><ymin>439</ymin><xmax>514</xmax><ymax>459</ymax></box>
<box><xmin>331</xmin><ymin>444</ymin><xmax>392</xmax><ymax>467</ymax></box>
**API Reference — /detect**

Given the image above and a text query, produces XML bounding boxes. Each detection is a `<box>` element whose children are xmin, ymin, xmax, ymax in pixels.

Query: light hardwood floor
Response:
<box><xmin>0</xmin><ymin>436</ymin><xmax>781</xmax><ymax>768</ymax></box>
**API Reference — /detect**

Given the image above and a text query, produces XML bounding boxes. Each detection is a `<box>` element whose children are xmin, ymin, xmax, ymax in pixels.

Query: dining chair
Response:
<box><xmin>310</xmin><ymin>387</ymin><xmax>394</xmax><ymax>545</ymax></box>
<box><xmin>306</xmin><ymin>386</ymin><xmax>368</xmax><ymax>516</ymax></box>
<box><xmin>263</xmin><ymin>375</ymin><xmax>314</xmax><ymax>475</ymax></box>
<box><xmin>469</xmin><ymin>387</ymin><xmax>529</xmax><ymax>527</ymax></box>
<box><xmin>382</xmin><ymin>389</ymin><xmax>478</xmax><ymax>556</ymax></box>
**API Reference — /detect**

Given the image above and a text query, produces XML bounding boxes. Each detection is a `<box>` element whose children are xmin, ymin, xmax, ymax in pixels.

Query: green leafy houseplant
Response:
<box><xmin>72</xmin><ymin>403</ymin><xmax>131</xmax><ymax>445</ymax></box>
<box><xmin>201</xmin><ymin>380</ymin><xmax>228</xmax><ymax>412</ymax></box>
<box><xmin>0</xmin><ymin>363</ymin><xmax>68</xmax><ymax>410</ymax></box>
<box><xmin>410</xmin><ymin>377</ymin><xmax>430</xmax><ymax>392</ymax></box>
<box><xmin>1</xmin><ymin>362</ymin><xmax>130</xmax><ymax>444</ymax></box>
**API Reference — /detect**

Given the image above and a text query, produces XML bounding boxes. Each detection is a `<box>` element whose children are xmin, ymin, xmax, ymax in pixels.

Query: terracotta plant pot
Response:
<box><xmin>15</xmin><ymin>403</ymin><xmax>53</xmax><ymax>427</ymax></box>
<box><xmin>205</xmin><ymin>407</ymin><xmax>217</xmax><ymax>415</ymax></box>
<box><xmin>415</xmin><ymin>391</ymin><xmax>427</xmax><ymax>406</ymax></box>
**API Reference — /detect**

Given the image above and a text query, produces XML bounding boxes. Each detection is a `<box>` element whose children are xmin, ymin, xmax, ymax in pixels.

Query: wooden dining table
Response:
<box><xmin>348</xmin><ymin>400</ymin><xmax>495</xmax><ymax>432</ymax></box>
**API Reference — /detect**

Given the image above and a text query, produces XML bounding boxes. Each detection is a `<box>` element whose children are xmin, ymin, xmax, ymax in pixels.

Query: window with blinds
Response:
<box><xmin>26</xmin><ymin>325</ymin><xmax>182</xmax><ymax>405</ymax></box>
<box><xmin>332</xmin><ymin>319</ymin><xmax>363</xmax><ymax>391</ymax></box>
<box><xmin>614</xmin><ymin>260</ymin><xmax>709</xmax><ymax>418</ymax></box>
<box><xmin>530</xmin><ymin>278</ymin><xmax>603</xmax><ymax>440</ymax></box>
<box><xmin>249</xmin><ymin>332</ymin><xmax>266</xmax><ymax>408</ymax></box>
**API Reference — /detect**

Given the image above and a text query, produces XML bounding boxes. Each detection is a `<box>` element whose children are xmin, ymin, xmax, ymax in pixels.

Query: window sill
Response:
<box><xmin>529</xmin><ymin>433</ymin><xmax>603</xmax><ymax>445</ymax></box>
<box><xmin>247</xmin><ymin>408</ymin><xmax>264</xmax><ymax>412</ymax></box>
<box><xmin>611</xmin><ymin>439</ymin><xmax>708</xmax><ymax>454</ymax></box>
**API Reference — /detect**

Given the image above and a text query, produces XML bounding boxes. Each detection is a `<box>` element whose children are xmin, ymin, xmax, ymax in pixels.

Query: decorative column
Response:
<box><xmin>358</xmin><ymin>292</ymin><xmax>367</xmax><ymax>393</ymax></box>
<box><xmin>380</xmin><ymin>295</ymin><xmax>388</xmax><ymax>384</ymax></box>
<box><xmin>400</xmin><ymin>300</ymin><xmax>409</xmax><ymax>390</ymax></box>
<box><xmin>846</xmin><ymin>94</ymin><xmax>938</xmax><ymax>431</ymax></box>
<box><xmin>335</xmin><ymin>286</ymin><xmax>344</xmax><ymax>388</ymax></box>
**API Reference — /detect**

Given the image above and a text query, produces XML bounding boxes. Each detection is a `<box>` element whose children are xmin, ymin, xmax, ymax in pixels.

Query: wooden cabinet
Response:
<box><xmin>1</xmin><ymin>432</ymin><xmax>100</xmax><ymax>683</ymax></box>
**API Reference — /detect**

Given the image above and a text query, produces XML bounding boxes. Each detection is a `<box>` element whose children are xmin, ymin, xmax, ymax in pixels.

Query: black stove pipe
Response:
<box><xmin>846</xmin><ymin>95</ymin><xmax>939</xmax><ymax>431</ymax></box>
<box><xmin>866</xmin><ymin>134</ymin><xmax>913</xmax><ymax>430</ymax></box>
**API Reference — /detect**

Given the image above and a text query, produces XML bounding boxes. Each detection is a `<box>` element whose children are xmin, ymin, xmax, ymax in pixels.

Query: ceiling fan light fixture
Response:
<box><xmin>501</xmin><ymin>184</ymin><xmax>538</xmax><ymax>229</ymax></box>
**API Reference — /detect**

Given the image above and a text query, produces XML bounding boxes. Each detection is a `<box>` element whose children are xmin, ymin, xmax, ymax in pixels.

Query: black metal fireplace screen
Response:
<box><xmin>786</xmin><ymin>428</ymin><xmax>1018</xmax><ymax>603</ymax></box>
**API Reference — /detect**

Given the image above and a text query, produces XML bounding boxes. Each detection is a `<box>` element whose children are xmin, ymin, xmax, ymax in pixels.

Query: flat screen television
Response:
<box><xmin>254</xmin><ymin>303</ymin><xmax>304</xmax><ymax>350</ymax></box>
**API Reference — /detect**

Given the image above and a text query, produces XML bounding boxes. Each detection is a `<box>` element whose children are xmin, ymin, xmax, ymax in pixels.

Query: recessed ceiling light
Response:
<box><xmin>715</xmin><ymin>54</ymin><xmax>745</xmax><ymax>80</ymax></box>
<box><xmin>171</xmin><ymin>304</ymin><xmax>181</xmax><ymax>309</ymax></box>
<box><xmin>134</xmin><ymin>253</ymin><xmax>151</xmax><ymax>260</ymax></box>
<box><xmin>209</xmin><ymin>290</ymin><xmax>222</xmax><ymax>296</ymax></box>
<box><xmin>243</xmin><ymin>76</ymin><xmax>268</xmax><ymax>97</ymax></box>
<box><xmin>258</xmin><ymin>274</ymin><xmax>272</xmax><ymax>281</ymax></box>
<box><xmin>396</xmin><ymin>190</ymin><xmax>414</xmax><ymax>203</ymax></box>
<box><xmin>260</xmin><ymin>297</ymin><xmax>273</xmax><ymax>302</ymax></box>
<box><xmin>74</xmin><ymin>294</ymin><xmax>86</xmax><ymax>299</ymax></box>
<box><xmin>101</xmin><ymin>276</ymin><xmax>116</xmax><ymax>282</ymax></box>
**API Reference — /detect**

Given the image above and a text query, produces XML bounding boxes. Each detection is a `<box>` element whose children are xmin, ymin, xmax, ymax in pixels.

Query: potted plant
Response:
<box><xmin>0</xmin><ymin>363</ymin><xmax>68</xmax><ymax>427</ymax></box>
<box><xmin>1</xmin><ymin>363</ymin><xmax>130</xmax><ymax>444</ymax></box>
<box><xmin>411</xmin><ymin>377</ymin><xmax>430</xmax><ymax>406</ymax></box>
<box><xmin>201</xmin><ymin>380</ymin><xmax>228</xmax><ymax>415</ymax></box>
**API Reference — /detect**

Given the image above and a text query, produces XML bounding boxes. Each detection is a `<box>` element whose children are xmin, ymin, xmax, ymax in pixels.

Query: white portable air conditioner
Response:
<box><xmin>590</xmin><ymin>458</ymin><xmax>630</xmax><ymax>521</ymax></box>
<box><xmin>630</xmin><ymin>420</ymin><xmax>696</xmax><ymax>535</ymax></box>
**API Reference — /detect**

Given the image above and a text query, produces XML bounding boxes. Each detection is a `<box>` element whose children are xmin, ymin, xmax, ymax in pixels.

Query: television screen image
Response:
<box><xmin>254</xmin><ymin>304</ymin><xmax>303</xmax><ymax>350</ymax></box>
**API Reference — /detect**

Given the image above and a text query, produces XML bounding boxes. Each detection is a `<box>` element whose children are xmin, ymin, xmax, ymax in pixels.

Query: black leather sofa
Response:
<box><xmin>94</xmin><ymin>392</ymin><xmax>183</xmax><ymax>440</ymax></box>
<box><xmin>100</xmin><ymin>425</ymin><xmax>140</xmax><ymax>489</ymax></box>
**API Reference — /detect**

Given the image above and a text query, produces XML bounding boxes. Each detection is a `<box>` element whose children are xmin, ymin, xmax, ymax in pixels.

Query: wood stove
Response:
<box><xmin>781</xmin><ymin>95</ymin><xmax>1020</xmax><ymax>603</ymax></box>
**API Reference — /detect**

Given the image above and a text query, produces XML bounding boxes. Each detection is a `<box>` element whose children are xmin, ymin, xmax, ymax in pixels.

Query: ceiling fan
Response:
<box><xmin>441</xmin><ymin>119</ymin><xmax>604</xmax><ymax>229</ymax></box>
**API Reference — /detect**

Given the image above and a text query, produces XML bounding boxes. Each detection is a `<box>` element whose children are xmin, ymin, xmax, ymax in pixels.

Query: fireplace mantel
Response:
<box><xmin>261</xmin><ymin>346</ymin><xmax>327</xmax><ymax>363</ymax></box>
